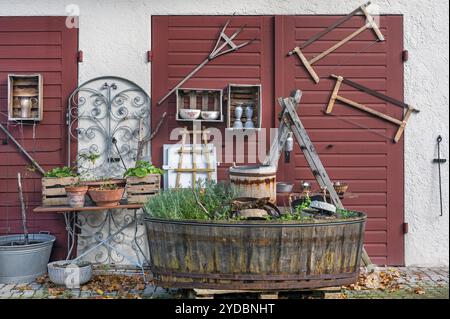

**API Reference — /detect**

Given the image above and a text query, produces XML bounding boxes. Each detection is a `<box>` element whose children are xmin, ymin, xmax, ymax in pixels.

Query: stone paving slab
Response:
<box><xmin>0</xmin><ymin>267</ymin><xmax>448</xmax><ymax>299</ymax></box>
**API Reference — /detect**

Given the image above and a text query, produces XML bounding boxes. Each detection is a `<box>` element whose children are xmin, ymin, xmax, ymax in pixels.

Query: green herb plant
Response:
<box><xmin>44</xmin><ymin>166</ymin><xmax>77</xmax><ymax>178</ymax></box>
<box><xmin>336</xmin><ymin>208</ymin><xmax>358</xmax><ymax>219</ymax></box>
<box><xmin>124</xmin><ymin>160</ymin><xmax>164</xmax><ymax>178</ymax></box>
<box><xmin>144</xmin><ymin>181</ymin><xmax>238</xmax><ymax>220</ymax></box>
<box><xmin>279</xmin><ymin>196</ymin><xmax>312</xmax><ymax>221</ymax></box>
<box><xmin>97</xmin><ymin>181</ymin><xmax>119</xmax><ymax>191</ymax></box>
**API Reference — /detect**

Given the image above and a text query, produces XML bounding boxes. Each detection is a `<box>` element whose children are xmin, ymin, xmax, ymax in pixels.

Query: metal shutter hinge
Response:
<box><xmin>77</xmin><ymin>50</ymin><xmax>84</xmax><ymax>63</ymax></box>
<box><xmin>402</xmin><ymin>50</ymin><xmax>409</xmax><ymax>62</ymax></box>
<box><xmin>402</xmin><ymin>222</ymin><xmax>409</xmax><ymax>234</ymax></box>
<box><xmin>147</xmin><ymin>51</ymin><xmax>153</xmax><ymax>63</ymax></box>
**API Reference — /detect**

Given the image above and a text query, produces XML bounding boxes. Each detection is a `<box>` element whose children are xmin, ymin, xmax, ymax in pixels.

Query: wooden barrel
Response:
<box><xmin>229</xmin><ymin>165</ymin><xmax>277</xmax><ymax>203</ymax></box>
<box><xmin>145</xmin><ymin>213</ymin><xmax>366</xmax><ymax>290</ymax></box>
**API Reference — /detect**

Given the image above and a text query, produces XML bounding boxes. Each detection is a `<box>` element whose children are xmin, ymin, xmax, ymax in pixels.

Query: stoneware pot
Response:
<box><xmin>88</xmin><ymin>188</ymin><xmax>125</xmax><ymax>207</ymax></box>
<box><xmin>179</xmin><ymin>108</ymin><xmax>201</xmax><ymax>120</ymax></box>
<box><xmin>200</xmin><ymin>111</ymin><xmax>220</xmax><ymax>120</ymax></box>
<box><xmin>65</xmin><ymin>185</ymin><xmax>88</xmax><ymax>208</ymax></box>
<box><xmin>234</xmin><ymin>103</ymin><xmax>243</xmax><ymax>120</ymax></box>
<box><xmin>244</xmin><ymin>104</ymin><xmax>255</xmax><ymax>128</ymax></box>
<box><xmin>47</xmin><ymin>261</ymin><xmax>92</xmax><ymax>286</ymax></box>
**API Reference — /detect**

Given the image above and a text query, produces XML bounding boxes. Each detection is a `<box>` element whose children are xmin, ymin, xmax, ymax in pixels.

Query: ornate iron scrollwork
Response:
<box><xmin>67</xmin><ymin>76</ymin><xmax>151</xmax><ymax>178</ymax></box>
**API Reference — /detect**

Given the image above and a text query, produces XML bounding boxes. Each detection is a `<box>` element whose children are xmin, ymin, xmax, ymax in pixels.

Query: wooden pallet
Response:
<box><xmin>125</xmin><ymin>175</ymin><xmax>160</xmax><ymax>204</ymax></box>
<box><xmin>41</xmin><ymin>176</ymin><xmax>78</xmax><ymax>206</ymax></box>
<box><xmin>188</xmin><ymin>287</ymin><xmax>342</xmax><ymax>299</ymax></box>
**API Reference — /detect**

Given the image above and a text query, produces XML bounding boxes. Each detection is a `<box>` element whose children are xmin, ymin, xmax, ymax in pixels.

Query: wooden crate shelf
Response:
<box><xmin>8</xmin><ymin>74</ymin><xmax>43</xmax><ymax>121</ymax></box>
<box><xmin>176</xmin><ymin>88</ymin><xmax>223</xmax><ymax>122</ymax></box>
<box><xmin>226</xmin><ymin>84</ymin><xmax>262</xmax><ymax>130</ymax></box>
<box><xmin>42</xmin><ymin>176</ymin><xmax>78</xmax><ymax>207</ymax></box>
<box><xmin>125</xmin><ymin>175</ymin><xmax>161</xmax><ymax>204</ymax></box>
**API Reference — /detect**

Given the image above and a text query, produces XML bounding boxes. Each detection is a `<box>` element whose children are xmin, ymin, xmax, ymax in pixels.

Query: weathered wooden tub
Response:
<box><xmin>145</xmin><ymin>213</ymin><xmax>366</xmax><ymax>290</ymax></box>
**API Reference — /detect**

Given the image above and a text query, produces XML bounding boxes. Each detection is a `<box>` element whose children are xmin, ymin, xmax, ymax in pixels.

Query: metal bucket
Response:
<box><xmin>229</xmin><ymin>165</ymin><xmax>277</xmax><ymax>203</ymax></box>
<box><xmin>0</xmin><ymin>234</ymin><xmax>55</xmax><ymax>284</ymax></box>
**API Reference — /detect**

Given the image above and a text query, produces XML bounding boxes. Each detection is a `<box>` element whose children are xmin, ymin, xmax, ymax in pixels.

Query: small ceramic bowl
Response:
<box><xmin>201</xmin><ymin>111</ymin><xmax>220</xmax><ymax>120</ymax></box>
<box><xmin>276</xmin><ymin>182</ymin><xmax>293</xmax><ymax>193</ymax></box>
<box><xmin>179</xmin><ymin>109</ymin><xmax>201</xmax><ymax>120</ymax></box>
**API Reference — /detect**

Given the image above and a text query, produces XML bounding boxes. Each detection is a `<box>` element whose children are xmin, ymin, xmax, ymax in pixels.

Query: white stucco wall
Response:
<box><xmin>1</xmin><ymin>0</ymin><xmax>448</xmax><ymax>266</ymax></box>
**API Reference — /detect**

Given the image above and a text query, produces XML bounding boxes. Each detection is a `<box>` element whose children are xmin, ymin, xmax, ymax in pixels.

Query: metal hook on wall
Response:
<box><xmin>433</xmin><ymin>135</ymin><xmax>447</xmax><ymax>216</ymax></box>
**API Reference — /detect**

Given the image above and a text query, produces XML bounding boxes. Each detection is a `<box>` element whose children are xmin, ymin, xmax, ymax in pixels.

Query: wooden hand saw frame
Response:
<box><xmin>326</xmin><ymin>74</ymin><xmax>419</xmax><ymax>143</ymax></box>
<box><xmin>288</xmin><ymin>1</ymin><xmax>384</xmax><ymax>83</ymax></box>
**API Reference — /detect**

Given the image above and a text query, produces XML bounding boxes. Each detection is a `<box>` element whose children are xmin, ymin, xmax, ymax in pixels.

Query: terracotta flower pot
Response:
<box><xmin>65</xmin><ymin>185</ymin><xmax>88</xmax><ymax>208</ymax></box>
<box><xmin>81</xmin><ymin>179</ymin><xmax>126</xmax><ymax>189</ymax></box>
<box><xmin>88</xmin><ymin>188</ymin><xmax>125</xmax><ymax>207</ymax></box>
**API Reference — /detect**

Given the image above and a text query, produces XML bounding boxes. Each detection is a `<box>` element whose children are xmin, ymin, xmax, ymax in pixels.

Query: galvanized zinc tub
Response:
<box><xmin>145</xmin><ymin>213</ymin><xmax>366</xmax><ymax>290</ymax></box>
<box><xmin>229</xmin><ymin>165</ymin><xmax>277</xmax><ymax>203</ymax></box>
<box><xmin>0</xmin><ymin>234</ymin><xmax>55</xmax><ymax>284</ymax></box>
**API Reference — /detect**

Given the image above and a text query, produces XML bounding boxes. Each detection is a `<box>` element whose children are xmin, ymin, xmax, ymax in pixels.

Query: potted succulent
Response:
<box><xmin>65</xmin><ymin>179</ymin><xmax>89</xmax><ymax>208</ymax></box>
<box><xmin>123</xmin><ymin>160</ymin><xmax>164</xmax><ymax>204</ymax></box>
<box><xmin>87</xmin><ymin>179</ymin><xmax>125</xmax><ymax>207</ymax></box>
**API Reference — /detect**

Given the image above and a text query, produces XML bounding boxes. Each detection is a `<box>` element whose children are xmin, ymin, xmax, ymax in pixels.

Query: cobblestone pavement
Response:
<box><xmin>0</xmin><ymin>267</ymin><xmax>447</xmax><ymax>299</ymax></box>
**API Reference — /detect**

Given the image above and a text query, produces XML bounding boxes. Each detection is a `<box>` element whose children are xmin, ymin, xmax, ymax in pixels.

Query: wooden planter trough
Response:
<box><xmin>126</xmin><ymin>175</ymin><xmax>160</xmax><ymax>204</ymax></box>
<box><xmin>145</xmin><ymin>213</ymin><xmax>366</xmax><ymax>290</ymax></box>
<box><xmin>42</xmin><ymin>176</ymin><xmax>78</xmax><ymax>206</ymax></box>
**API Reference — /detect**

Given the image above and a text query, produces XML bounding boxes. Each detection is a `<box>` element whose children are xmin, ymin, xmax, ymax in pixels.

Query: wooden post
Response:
<box><xmin>326</xmin><ymin>75</ymin><xmax>343</xmax><ymax>113</ymax></box>
<box><xmin>17</xmin><ymin>173</ymin><xmax>29</xmax><ymax>245</ymax></box>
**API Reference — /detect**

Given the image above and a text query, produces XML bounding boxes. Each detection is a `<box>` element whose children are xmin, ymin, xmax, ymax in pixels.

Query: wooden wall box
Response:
<box><xmin>226</xmin><ymin>84</ymin><xmax>262</xmax><ymax>130</ymax></box>
<box><xmin>176</xmin><ymin>88</ymin><xmax>223</xmax><ymax>122</ymax></box>
<box><xmin>125</xmin><ymin>175</ymin><xmax>161</xmax><ymax>204</ymax></box>
<box><xmin>7</xmin><ymin>74</ymin><xmax>43</xmax><ymax>121</ymax></box>
<box><xmin>42</xmin><ymin>176</ymin><xmax>78</xmax><ymax>206</ymax></box>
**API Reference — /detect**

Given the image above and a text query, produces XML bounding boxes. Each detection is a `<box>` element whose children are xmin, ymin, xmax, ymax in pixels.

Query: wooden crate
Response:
<box><xmin>176</xmin><ymin>88</ymin><xmax>223</xmax><ymax>122</ymax></box>
<box><xmin>126</xmin><ymin>175</ymin><xmax>161</xmax><ymax>204</ymax></box>
<box><xmin>8</xmin><ymin>74</ymin><xmax>43</xmax><ymax>121</ymax></box>
<box><xmin>226</xmin><ymin>84</ymin><xmax>262</xmax><ymax>129</ymax></box>
<box><xmin>42</xmin><ymin>176</ymin><xmax>78</xmax><ymax>206</ymax></box>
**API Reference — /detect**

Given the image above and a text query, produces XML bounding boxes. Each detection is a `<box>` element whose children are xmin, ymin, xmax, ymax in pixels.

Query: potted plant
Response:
<box><xmin>87</xmin><ymin>179</ymin><xmax>125</xmax><ymax>207</ymax></box>
<box><xmin>123</xmin><ymin>160</ymin><xmax>164</xmax><ymax>204</ymax></box>
<box><xmin>65</xmin><ymin>179</ymin><xmax>89</xmax><ymax>208</ymax></box>
<box><xmin>143</xmin><ymin>181</ymin><xmax>368</xmax><ymax>291</ymax></box>
<box><xmin>75</xmin><ymin>151</ymin><xmax>126</xmax><ymax>189</ymax></box>
<box><xmin>42</xmin><ymin>166</ymin><xmax>78</xmax><ymax>206</ymax></box>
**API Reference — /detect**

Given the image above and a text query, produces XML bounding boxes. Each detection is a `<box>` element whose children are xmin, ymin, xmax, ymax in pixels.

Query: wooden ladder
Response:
<box><xmin>175</xmin><ymin>124</ymin><xmax>214</xmax><ymax>188</ymax></box>
<box><xmin>265</xmin><ymin>90</ymin><xmax>373</xmax><ymax>267</ymax></box>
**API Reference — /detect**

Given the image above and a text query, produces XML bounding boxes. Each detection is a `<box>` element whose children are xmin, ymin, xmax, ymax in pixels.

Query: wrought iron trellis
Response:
<box><xmin>67</xmin><ymin>76</ymin><xmax>151</xmax><ymax>178</ymax></box>
<box><xmin>66</xmin><ymin>76</ymin><xmax>151</xmax><ymax>266</ymax></box>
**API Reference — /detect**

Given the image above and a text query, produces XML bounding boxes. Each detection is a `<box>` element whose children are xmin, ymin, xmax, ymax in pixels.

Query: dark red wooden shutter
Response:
<box><xmin>0</xmin><ymin>17</ymin><xmax>78</xmax><ymax>260</ymax></box>
<box><xmin>277</xmin><ymin>15</ymin><xmax>404</xmax><ymax>265</ymax></box>
<box><xmin>151</xmin><ymin>16</ymin><xmax>274</xmax><ymax>180</ymax></box>
<box><xmin>151</xmin><ymin>14</ymin><xmax>405</xmax><ymax>265</ymax></box>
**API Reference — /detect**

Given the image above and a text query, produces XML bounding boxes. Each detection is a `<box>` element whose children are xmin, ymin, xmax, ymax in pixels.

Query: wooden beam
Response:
<box><xmin>394</xmin><ymin>107</ymin><xmax>414</xmax><ymax>143</ymax></box>
<box><xmin>335</xmin><ymin>95</ymin><xmax>404</xmax><ymax>125</ymax></box>
<box><xmin>326</xmin><ymin>76</ymin><xmax>343</xmax><ymax>113</ymax></box>
<box><xmin>361</xmin><ymin>5</ymin><xmax>385</xmax><ymax>41</ymax></box>
<box><xmin>292</xmin><ymin>47</ymin><xmax>320</xmax><ymax>83</ymax></box>
<box><xmin>309</xmin><ymin>23</ymin><xmax>370</xmax><ymax>65</ymax></box>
